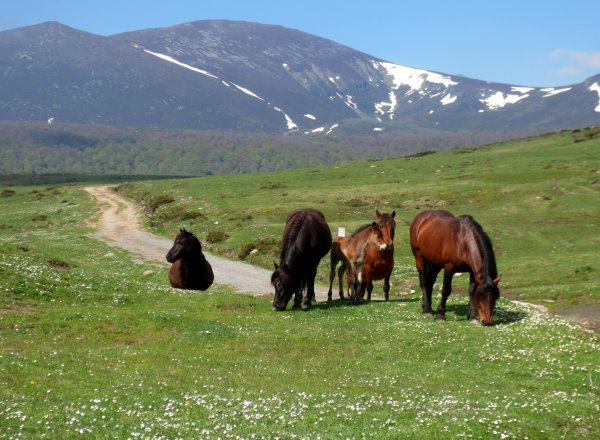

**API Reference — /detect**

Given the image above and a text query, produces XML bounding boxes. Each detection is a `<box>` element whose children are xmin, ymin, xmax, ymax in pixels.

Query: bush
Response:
<box><xmin>159</xmin><ymin>206</ymin><xmax>204</xmax><ymax>222</ymax></box>
<box><xmin>238</xmin><ymin>237</ymin><xmax>279</xmax><ymax>260</ymax></box>
<box><xmin>206</xmin><ymin>230</ymin><xmax>229</xmax><ymax>244</ymax></box>
<box><xmin>145</xmin><ymin>194</ymin><xmax>175</xmax><ymax>212</ymax></box>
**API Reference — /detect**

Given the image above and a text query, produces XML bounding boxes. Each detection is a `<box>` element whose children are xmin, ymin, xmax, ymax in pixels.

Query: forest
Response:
<box><xmin>0</xmin><ymin>121</ymin><xmax>540</xmax><ymax>177</ymax></box>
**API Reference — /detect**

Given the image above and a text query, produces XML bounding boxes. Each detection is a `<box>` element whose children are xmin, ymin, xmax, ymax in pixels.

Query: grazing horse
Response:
<box><xmin>409</xmin><ymin>210</ymin><xmax>500</xmax><ymax>325</ymax></box>
<box><xmin>166</xmin><ymin>228</ymin><xmax>214</xmax><ymax>290</ymax></box>
<box><xmin>327</xmin><ymin>222</ymin><xmax>387</xmax><ymax>301</ymax></box>
<box><xmin>271</xmin><ymin>208</ymin><xmax>332</xmax><ymax>311</ymax></box>
<box><xmin>356</xmin><ymin>210</ymin><xmax>396</xmax><ymax>301</ymax></box>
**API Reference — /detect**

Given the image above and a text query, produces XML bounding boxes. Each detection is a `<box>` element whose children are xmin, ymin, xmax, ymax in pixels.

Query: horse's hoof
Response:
<box><xmin>469</xmin><ymin>318</ymin><xmax>480</xmax><ymax>325</ymax></box>
<box><xmin>435</xmin><ymin>314</ymin><xmax>446</xmax><ymax>321</ymax></box>
<box><xmin>422</xmin><ymin>311</ymin><xmax>434</xmax><ymax>317</ymax></box>
<box><xmin>302</xmin><ymin>303</ymin><xmax>312</xmax><ymax>310</ymax></box>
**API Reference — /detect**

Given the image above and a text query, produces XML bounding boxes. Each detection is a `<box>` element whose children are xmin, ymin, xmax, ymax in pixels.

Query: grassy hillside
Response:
<box><xmin>116</xmin><ymin>126</ymin><xmax>600</xmax><ymax>310</ymax></box>
<box><xmin>0</xmin><ymin>127</ymin><xmax>599</xmax><ymax>439</ymax></box>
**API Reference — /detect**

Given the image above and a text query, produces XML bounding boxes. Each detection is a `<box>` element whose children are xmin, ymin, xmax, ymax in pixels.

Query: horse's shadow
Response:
<box><xmin>445</xmin><ymin>303</ymin><xmax>527</xmax><ymax>325</ymax></box>
<box><xmin>314</xmin><ymin>296</ymin><xmax>419</xmax><ymax>311</ymax></box>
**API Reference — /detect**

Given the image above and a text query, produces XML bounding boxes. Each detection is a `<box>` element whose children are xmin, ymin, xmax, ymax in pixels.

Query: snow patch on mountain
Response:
<box><xmin>541</xmin><ymin>87</ymin><xmax>572</xmax><ymax>97</ymax></box>
<box><xmin>480</xmin><ymin>90</ymin><xmax>529</xmax><ymax>110</ymax></box>
<box><xmin>232</xmin><ymin>83</ymin><xmax>264</xmax><ymax>101</ymax></box>
<box><xmin>588</xmin><ymin>83</ymin><xmax>600</xmax><ymax>112</ymax></box>
<box><xmin>143</xmin><ymin>49</ymin><xmax>218</xmax><ymax>79</ymax></box>
<box><xmin>375</xmin><ymin>91</ymin><xmax>398</xmax><ymax>119</ymax></box>
<box><xmin>273</xmin><ymin>107</ymin><xmax>297</xmax><ymax>130</ymax></box>
<box><xmin>511</xmin><ymin>86</ymin><xmax>535</xmax><ymax>94</ymax></box>
<box><xmin>376</xmin><ymin>61</ymin><xmax>458</xmax><ymax>93</ymax></box>
<box><xmin>440</xmin><ymin>94</ymin><xmax>457</xmax><ymax>105</ymax></box>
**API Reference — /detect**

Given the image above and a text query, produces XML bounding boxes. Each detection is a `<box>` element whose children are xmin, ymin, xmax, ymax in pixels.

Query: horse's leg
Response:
<box><xmin>436</xmin><ymin>270</ymin><xmax>454</xmax><ymax>321</ymax></box>
<box><xmin>337</xmin><ymin>261</ymin><xmax>346</xmax><ymax>299</ymax></box>
<box><xmin>292</xmin><ymin>289</ymin><xmax>302</xmax><ymax>310</ymax></box>
<box><xmin>383</xmin><ymin>274</ymin><xmax>391</xmax><ymax>301</ymax></box>
<box><xmin>356</xmin><ymin>272</ymin><xmax>368</xmax><ymax>302</ymax></box>
<box><xmin>467</xmin><ymin>273</ymin><xmax>478</xmax><ymax>322</ymax></box>
<box><xmin>304</xmin><ymin>268</ymin><xmax>317</xmax><ymax>309</ymax></box>
<box><xmin>419</xmin><ymin>260</ymin><xmax>437</xmax><ymax>315</ymax></box>
<box><xmin>367</xmin><ymin>280</ymin><xmax>374</xmax><ymax>301</ymax></box>
<box><xmin>327</xmin><ymin>251</ymin><xmax>338</xmax><ymax>302</ymax></box>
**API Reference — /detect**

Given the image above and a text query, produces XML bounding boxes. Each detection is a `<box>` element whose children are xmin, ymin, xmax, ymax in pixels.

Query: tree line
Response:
<box><xmin>0</xmin><ymin>121</ymin><xmax>540</xmax><ymax>176</ymax></box>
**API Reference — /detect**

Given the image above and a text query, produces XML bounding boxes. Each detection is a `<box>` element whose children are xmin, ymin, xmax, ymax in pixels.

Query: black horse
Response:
<box><xmin>166</xmin><ymin>228</ymin><xmax>214</xmax><ymax>290</ymax></box>
<box><xmin>271</xmin><ymin>208</ymin><xmax>332</xmax><ymax>310</ymax></box>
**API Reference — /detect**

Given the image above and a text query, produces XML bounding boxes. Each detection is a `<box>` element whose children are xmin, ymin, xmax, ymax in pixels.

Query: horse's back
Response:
<box><xmin>285</xmin><ymin>208</ymin><xmax>331</xmax><ymax>259</ymax></box>
<box><xmin>194</xmin><ymin>254</ymin><xmax>214</xmax><ymax>290</ymax></box>
<box><xmin>410</xmin><ymin>210</ymin><xmax>459</xmax><ymax>258</ymax></box>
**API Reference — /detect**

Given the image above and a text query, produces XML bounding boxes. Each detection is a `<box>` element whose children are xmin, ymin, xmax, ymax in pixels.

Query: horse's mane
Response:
<box><xmin>461</xmin><ymin>215</ymin><xmax>498</xmax><ymax>280</ymax></box>
<box><xmin>280</xmin><ymin>211</ymin><xmax>305</xmax><ymax>261</ymax></box>
<box><xmin>351</xmin><ymin>223</ymin><xmax>370</xmax><ymax>237</ymax></box>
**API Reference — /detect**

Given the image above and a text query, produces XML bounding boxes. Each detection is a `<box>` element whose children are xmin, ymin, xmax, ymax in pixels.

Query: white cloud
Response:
<box><xmin>551</xmin><ymin>49</ymin><xmax>600</xmax><ymax>68</ymax></box>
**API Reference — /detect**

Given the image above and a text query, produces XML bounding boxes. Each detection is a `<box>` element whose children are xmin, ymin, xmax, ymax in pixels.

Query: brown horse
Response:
<box><xmin>166</xmin><ymin>228</ymin><xmax>214</xmax><ymax>290</ymax></box>
<box><xmin>271</xmin><ymin>208</ymin><xmax>332</xmax><ymax>311</ymax></box>
<box><xmin>327</xmin><ymin>221</ymin><xmax>387</xmax><ymax>301</ymax></box>
<box><xmin>409</xmin><ymin>210</ymin><xmax>500</xmax><ymax>325</ymax></box>
<box><xmin>356</xmin><ymin>210</ymin><xmax>396</xmax><ymax>301</ymax></box>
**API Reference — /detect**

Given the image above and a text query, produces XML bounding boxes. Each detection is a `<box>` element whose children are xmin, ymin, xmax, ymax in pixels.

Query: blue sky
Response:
<box><xmin>1</xmin><ymin>0</ymin><xmax>599</xmax><ymax>87</ymax></box>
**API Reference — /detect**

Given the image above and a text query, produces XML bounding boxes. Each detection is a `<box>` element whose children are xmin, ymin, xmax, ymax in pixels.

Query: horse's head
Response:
<box><xmin>166</xmin><ymin>228</ymin><xmax>201</xmax><ymax>263</ymax></box>
<box><xmin>376</xmin><ymin>210</ymin><xmax>396</xmax><ymax>252</ymax></box>
<box><xmin>472</xmin><ymin>275</ymin><xmax>501</xmax><ymax>325</ymax></box>
<box><xmin>271</xmin><ymin>262</ymin><xmax>296</xmax><ymax>311</ymax></box>
<box><xmin>365</xmin><ymin>221</ymin><xmax>387</xmax><ymax>251</ymax></box>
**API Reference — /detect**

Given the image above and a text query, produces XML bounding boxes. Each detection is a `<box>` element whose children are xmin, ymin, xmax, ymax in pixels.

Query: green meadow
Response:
<box><xmin>1</xmin><ymin>127</ymin><xmax>599</xmax><ymax>439</ymax></box>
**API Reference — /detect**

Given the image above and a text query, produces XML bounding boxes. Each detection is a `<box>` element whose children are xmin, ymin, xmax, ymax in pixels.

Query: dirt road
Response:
<box><xmin>84</xmin><ymin>186</ymin><xmax>330</xmax><ymax>300</ymax></box>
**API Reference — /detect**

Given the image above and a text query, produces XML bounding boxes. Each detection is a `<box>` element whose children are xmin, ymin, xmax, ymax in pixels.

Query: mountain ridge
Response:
<box><xmin>1</xmin><ymin>20</ymin><xmax>599</xmax><ymax>135</ymax></box>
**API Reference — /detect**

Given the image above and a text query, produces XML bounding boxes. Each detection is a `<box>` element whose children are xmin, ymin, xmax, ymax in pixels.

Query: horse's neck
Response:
<box><xmin>463</xmin><ymin>230</ymin><xmax>487</xmax><ymax>282</ymax></box>
<box><xmin>352</xmin><ymin>234</ymin><xmax>374</xmax><ymax>269</ymax></box>
<box><xmin>282</xmin><ymin>243</ymin><xmax>302</xmax><ymax>270</ymax></box>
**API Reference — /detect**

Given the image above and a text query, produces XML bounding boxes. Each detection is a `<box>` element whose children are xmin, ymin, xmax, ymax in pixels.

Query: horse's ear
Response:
<box><xmin>376</xmin><ymin>209</ymin><xmax>381</xmax><ymax>218</ymax></box>
<box><xmin>371</xmin><ymin>221</ymin><xmax>378</xmax><ymax>228</ymax></box>
<box><xmin>391</xmin><ymin>210</ymin><xmax>396</xmax><ymax>218</ymax></box>
<box><xmin>273</xmin><ymin>262</ymin><xmax>279</xmax><ymax>270</ymax></box>
<box><xmin>493</xmin><ymin>276</ymin><xmax>501</xmax><ymax>285</ymax></box>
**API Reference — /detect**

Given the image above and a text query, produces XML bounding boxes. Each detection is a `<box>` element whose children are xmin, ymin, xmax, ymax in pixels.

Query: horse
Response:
<box><xmin>327</xmin><ymin>221</ymin><xmax>388</xmax><ymax>301</ymax></box>
<box><xmin>271</xmin><ymin>208</ymin><xmax>332</xmax><ymax>311</ymax></box>
<box><xmin>409</xmin><ymin>210</ymin><xmax>500</xmax><ymax>325</ymax></box>
<box><xmin>166</xmin><ymin>228</ymin><xmax>214</xmax><ymax>290</ymax></box>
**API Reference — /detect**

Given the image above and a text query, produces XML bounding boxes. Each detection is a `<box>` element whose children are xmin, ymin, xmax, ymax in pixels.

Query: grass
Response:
<box><xmin>0</xmin><ymin>128</ymin><xmax>599</xmax><ymax>438</ymax></box>
<box><xmin>116</xmin><ymin>126</ymin><xmax>600</xmax><ymax>310</ymax></box>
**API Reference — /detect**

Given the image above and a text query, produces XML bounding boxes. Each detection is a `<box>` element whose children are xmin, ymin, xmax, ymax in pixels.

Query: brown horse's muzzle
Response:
<box><xmin>477</xmin><ymin>303</ymin><xmax>494</xmax><ymax>326</ymax></box>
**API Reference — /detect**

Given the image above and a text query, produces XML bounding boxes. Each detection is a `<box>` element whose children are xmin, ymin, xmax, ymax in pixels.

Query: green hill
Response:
<box><xmin>116</xmin><ymin>126</ymin><xmax>600</xmax><ymax>311</ymax></box>
<box><xmin>0</xmin><ymin>126</ymin><xmax>599</xmax><ymax>438</ymax></box>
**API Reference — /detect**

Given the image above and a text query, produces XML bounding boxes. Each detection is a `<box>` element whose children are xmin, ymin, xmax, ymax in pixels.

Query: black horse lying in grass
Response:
<box><xmin>166</xmin><ymin>228</ymin><xmax>214</xmax><ymax>290</ymax></box>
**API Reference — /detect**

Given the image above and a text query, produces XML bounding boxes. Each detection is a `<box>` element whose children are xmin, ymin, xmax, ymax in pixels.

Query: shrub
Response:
<box><xmin>145</xmin><ymin>194</ymin><xmax>175</xmax><ymax>212</ymax></box>
<box><xmin>159</xmin><ymin>206</ymin><xmax>204</xmax><ymax>222</ymax></box>
<box><xmin>238</xmin><ymin>237</ymin><xmax>279</xmax><ymax>260</ymax></box>
<box><xmin>1</xmin><ymin>189</ymin><xmax>16</xmax><ymax>198</ymax></box>
<box><xmin>206</xmin><ymin>230</ymin><xmax>229</xmax><ymax>244</ymax></box>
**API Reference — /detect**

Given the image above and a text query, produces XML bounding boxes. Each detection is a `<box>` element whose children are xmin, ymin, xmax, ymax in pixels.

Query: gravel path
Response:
<box><xmin>84</xmin><ymin>186</ymin><xmax>330</xmax><ymax>300</ymax></box>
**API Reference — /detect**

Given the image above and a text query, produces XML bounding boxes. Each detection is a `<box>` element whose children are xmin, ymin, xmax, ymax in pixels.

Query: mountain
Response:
<box><xmin>1</xmin><ymin>20</ymin><xmax>599</xmax><ymax>135</ymax></box>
